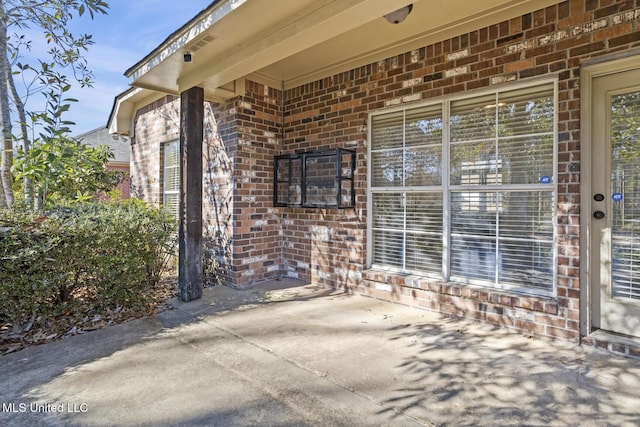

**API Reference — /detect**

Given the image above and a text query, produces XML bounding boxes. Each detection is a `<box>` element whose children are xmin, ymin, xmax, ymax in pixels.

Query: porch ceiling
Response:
<box><xmin>126</xmin><ymin>0</ymin><xmax>560</xmax><ymax>101</ymax></box>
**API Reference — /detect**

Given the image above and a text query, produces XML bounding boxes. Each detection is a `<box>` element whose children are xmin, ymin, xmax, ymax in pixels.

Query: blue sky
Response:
<box><xmin>55</xmin><ymin>1</ymin><xmax>211</xmax><ymax>136</ymax></box>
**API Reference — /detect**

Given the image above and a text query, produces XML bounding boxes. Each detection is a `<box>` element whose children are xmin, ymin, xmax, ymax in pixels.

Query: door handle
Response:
<box><xmin>593</xmin><ymin>210</ymin><xmax>605</xmax><ymax>219</ymax></box>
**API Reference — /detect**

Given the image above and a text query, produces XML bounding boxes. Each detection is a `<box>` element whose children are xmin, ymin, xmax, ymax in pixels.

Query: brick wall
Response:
<box><xmin>132</xmin><ymin>96</ymin><xmax>236</xmax><ymax>283</ymax></box>
<box><xmin>217</xmin><ymin>82</ymin><xmax>283</xmax><ymax>287</ymax></box>
<box><xmin>106</xmin><ymin>163</ymin><xmax>130</xmax><ymax>199</ymax></box>
<box><xmin>279</xmin><ymin>77</ymin><xmax>368</xmax><ymax>286</ymax></box>
<box><xmin>131</xmin><ymin>96</ymin><xmax>180</xmax><ymax>204</ymax></box>
<box><xmin>202</xmin><ymin>102</ymin><xmax>235</xmax><ymax>285</ymax></box>
<box><xmin>269</xmin><ymin>0</ymin><xmax>640</xmax><ymax>342</ymax></box>
<box><xmin>132</xmin><ymin>0</ymin><xmax>640</xmax><ymax>342</ymax></box>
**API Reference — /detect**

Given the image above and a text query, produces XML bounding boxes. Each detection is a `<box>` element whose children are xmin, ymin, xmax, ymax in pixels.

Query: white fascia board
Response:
<box><xmin>126</xmin><ymin>0</ymin><xmax>247</xmax><ymax>82</ymax></box>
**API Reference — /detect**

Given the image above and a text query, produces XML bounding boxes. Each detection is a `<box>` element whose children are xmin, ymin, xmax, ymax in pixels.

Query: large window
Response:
<box><xmin>163</xmin><ymin>141</ymin><xmax>180</xmax><ymax>218</ymax></box>
<box><xmin>368</xmin><ymin>81</ymin><xmax>556</xmax><ymax>295</ymax></box>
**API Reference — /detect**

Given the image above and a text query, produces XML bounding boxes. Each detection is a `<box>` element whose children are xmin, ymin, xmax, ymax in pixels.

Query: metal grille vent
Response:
<box><xmin>189</xmin><ymin>34</ymin><xmax>216</xmax><ymax>52</ymax></box>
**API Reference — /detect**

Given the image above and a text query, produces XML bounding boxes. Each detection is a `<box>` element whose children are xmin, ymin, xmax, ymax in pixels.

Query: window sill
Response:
<box><xmin>362</xmin><ymin>268</ymin><xmax>558</xmax><ymax>314</ymax></box>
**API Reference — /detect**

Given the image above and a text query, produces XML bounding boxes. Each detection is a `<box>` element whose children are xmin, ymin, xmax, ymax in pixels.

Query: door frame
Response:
<box><xmin>580</xmin><ymin>51</ymin><xmax>640</xmax><ymax>337</ymax></box>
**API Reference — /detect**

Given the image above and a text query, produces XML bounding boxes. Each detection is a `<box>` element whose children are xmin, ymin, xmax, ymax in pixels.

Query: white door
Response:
<box><xmin>591</xmin><ymin>66</ymin><xmax>640</xmax><ymax>337</ymax></box>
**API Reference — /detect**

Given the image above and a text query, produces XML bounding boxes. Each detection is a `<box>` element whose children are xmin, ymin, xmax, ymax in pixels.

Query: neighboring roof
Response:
<box><xmin>76</xmin><ymin>127</ymin><xmax>130</xmax><ymax>163</ymax></box>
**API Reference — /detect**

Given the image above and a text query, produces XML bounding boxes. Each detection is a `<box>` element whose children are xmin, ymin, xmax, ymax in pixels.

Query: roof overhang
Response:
<box><xmin>107</xmin><ymin>87</ymin><xmax>166</xmax><ymax>136</ymax></box>
<box><xmin>108</xmin><ymin>0</ymin><xmax>561</xmax><ymax>136</ymax></box>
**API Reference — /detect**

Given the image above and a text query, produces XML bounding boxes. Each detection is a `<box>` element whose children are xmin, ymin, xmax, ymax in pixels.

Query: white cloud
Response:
<box><xmin>68</xmin><ymin>80</ymin><xmax>130</xmax><ymax>135</ymax></box>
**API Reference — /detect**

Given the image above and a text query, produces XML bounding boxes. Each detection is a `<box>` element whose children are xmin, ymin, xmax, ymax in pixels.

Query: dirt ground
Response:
<box><xmin>1</xmin><ymin>275</ymin><xmax>179</xmax><ymax>355</ymax></box>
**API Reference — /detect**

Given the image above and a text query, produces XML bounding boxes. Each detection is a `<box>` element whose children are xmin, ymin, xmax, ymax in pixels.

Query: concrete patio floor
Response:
<box><xmin>2</xmin><ymin>278</ymin><xmax>640</xmax><ymax>426</ymax></box>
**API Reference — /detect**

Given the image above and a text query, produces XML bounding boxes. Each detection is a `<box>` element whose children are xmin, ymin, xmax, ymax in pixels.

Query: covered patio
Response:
<box><xmin>2</xmin><ymin>279</ymin><xmax>640</xmax><ymax>425</ymax></box>
<box><xmin>108</xmin><ymin>0</ymin><xmax>640</xmax><ymax>352</ymax></box>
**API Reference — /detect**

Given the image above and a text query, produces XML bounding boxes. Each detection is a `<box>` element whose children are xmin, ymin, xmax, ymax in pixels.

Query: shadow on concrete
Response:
<box><xmin>379</xmin><ymin>317</ymin><xmax>640</xmax><ymax>426</ymax></box>
<box><xmin>0</xmin><ymin>278</ymin><xmax>342</xmax><ymax>426</ymax></box>
<box><xmin>2</xmin><ymin>279</ymin><xmax>640</xmax><ymax>426</ymax></box>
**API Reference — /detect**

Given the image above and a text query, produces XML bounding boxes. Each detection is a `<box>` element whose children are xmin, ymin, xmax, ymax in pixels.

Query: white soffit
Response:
<box><xmin>256</xmin><ymin>0</ymin><xmax>563</xmax><ymax>88</ymax></box>
<box><xmin>127</xmin><ymin>0</ymin><xmax>562</xmax><ymax>98</ymax></box>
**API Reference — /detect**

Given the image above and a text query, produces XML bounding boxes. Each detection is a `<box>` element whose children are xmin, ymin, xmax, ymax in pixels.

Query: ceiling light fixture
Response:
<box><xmin>384</xmin><ymin>4</ymin><xmax>413</xmax><ymax>24</ymax></box>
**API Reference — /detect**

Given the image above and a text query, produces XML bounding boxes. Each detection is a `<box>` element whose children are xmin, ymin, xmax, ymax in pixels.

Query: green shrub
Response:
<box><xmin>0</xmin><ymin>210</ymin><xmax>64</xmax><ymax>326</ymax></box>
<box><xmin>0</xmin><ymin>200</ymin><xmax>177</xmax><ymax>330</ymax></box>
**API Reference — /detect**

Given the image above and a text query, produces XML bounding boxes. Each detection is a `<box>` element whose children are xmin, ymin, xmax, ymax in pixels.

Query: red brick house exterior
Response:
<box><xmin>111</xmin><ymin>0</ymin><xmax>640</xmax><ymax>357</ymax></box>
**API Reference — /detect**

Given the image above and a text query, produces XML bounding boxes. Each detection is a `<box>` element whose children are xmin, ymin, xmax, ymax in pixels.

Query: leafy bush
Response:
<box><xmin>0</xmin><ymin>200</ymin><xmax>177</xmax><ymax>331</ymax></box>
<box><xmin>12</xmin><ymin>136</ymin><xmax>125</xmax><ymax>210</ymax></box>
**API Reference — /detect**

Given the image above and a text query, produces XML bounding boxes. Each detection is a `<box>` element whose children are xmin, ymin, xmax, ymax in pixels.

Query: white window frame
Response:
<box><xmin>367</xmin><ymin>78</ymin><xmax>558</xmax><ymax>297</ymax></box>
<box><xmin>162</xmin><ymin>140</ymin><xmax>180</xmax><ymax>218</ymax></box>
